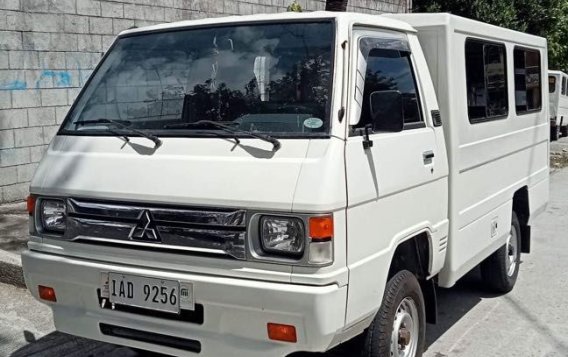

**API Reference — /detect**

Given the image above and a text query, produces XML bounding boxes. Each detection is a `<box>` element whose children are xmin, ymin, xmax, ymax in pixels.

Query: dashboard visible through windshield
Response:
<box><xmin>60</xmin><ymin>21</ymin><xmax>335</xmax><ymax>139</ymax></box>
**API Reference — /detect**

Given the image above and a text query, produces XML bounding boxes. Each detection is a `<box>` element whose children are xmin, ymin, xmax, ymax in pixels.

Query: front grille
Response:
<box><xmin>65</xmin><ymin>198</ymin><xmax>247</xmax><ymax>259</ymax></box>
<box><xmin>100</xmin><ymin>323</ymin><xmax>201</xmax><ymax>353</ymax></box>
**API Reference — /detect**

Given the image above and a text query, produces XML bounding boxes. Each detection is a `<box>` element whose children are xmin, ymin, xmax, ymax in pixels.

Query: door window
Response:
<box><xmin>355</xmin><ymin>38</ymin><xmax>423</xmax><ymax>130</ymax></box>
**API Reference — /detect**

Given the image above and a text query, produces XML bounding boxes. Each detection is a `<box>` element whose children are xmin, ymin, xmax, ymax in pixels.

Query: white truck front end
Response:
<box><xmin>22</xmin><ymin>13</ymin><xmax>354</xmax><ymax>356</ymax></box>
<box><xmin>23</xmin><ymin>138</ymin><xmax>350</xmax><ymax>356</ymax></box>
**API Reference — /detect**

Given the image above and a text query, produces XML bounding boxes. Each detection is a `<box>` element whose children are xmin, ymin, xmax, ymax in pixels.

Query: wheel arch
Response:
<box><xmin>387</xmin><ymin>232</ymin><xmax>431</xmax><ymax>281</ymax></box>
<box><xmin>387</xmin><ymin>231</ymin><xmax>437</xmax><ymax>324</ymax></box>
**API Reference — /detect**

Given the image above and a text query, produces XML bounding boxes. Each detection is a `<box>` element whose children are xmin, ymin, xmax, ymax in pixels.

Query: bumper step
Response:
<box><xmin>100</xmin><ymin>323</ymin><xmax>201</xmax><ymax>353</ymax></box>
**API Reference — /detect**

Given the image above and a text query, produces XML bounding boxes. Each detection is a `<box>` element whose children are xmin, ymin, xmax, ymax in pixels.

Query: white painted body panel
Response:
<box><xmin>548</xmin><ymin>70</ymin><xmax>568</xmax><ymax>127</ymax></box>
<box><xmin>387</xmin><ymin>13</ymin><xmax>549</xmax><ymax>287</ymax></box>
<box><xmin>32</xmin><ymin>135</ymin><xmax>348</xmax><ymax>213</ymax></box>
<box><xmin>22</xmin><ymin>11</ymin><xmax>549</xmax><ymax>355</ymax></box>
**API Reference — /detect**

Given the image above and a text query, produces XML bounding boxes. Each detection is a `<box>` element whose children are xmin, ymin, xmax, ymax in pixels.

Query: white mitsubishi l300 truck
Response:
<box><xmin>21</xmin><ymin>11</ymin><xmax>549</xmax><ymax>357</ymax></box>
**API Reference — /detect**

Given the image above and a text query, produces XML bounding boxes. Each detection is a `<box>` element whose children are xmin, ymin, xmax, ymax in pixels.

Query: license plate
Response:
<box><xmin>105</xmin><ymin>273</ymin><xmax>193</xmax><ymax>314</ymax></box>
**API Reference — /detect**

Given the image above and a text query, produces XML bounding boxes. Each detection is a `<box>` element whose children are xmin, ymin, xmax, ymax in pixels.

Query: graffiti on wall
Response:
<box><xmin>0</xmin><ymin>70</ymin><xmax>75</xmax><ymax>91</ymax></box>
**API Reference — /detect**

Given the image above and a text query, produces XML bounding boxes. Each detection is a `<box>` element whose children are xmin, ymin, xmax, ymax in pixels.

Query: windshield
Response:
<box><xmin>61</xmin><ymin>21</ymin><xmax>334</xmax><ymax>138</ymax></box>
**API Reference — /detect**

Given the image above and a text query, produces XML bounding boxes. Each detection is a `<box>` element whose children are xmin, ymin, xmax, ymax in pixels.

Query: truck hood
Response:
<box><xmin>31</xmin><ymin>135</ymin><xmax>346</xmax><ymax>212</ymax></box>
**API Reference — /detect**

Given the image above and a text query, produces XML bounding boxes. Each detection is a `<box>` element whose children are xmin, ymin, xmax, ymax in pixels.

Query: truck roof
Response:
<box><xmin>118</xmin><ymin>11</ymin><xmax>417</xmax><ymax>37</ymax></box>
<box><xmin>385</xmin><ymin>13</ymin><xmax>546</xmax><ymax>48</ymax></box>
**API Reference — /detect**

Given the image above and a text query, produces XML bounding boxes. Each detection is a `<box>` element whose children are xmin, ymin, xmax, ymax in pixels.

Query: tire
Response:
<box><xmin>561</xmin><ymin>125</ymin><xmax>568</xmax><ymax>138</ymax></box>
<box><xmin>481</xmin><ymin>212</ymin><xmax>521</xmax><ymax>294</ymax></box>
<box><xmin>360</xmin><ymin>270</ymin><xmax>425</xmax><ymax>357</ymax></box>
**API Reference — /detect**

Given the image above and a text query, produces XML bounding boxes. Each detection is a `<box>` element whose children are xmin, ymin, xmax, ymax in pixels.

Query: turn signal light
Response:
<box><xmin>26</xmin><ymin>195</ymin><xmax>36</xmax><ymax>216</ymax></box>
<box><xmin>38</xmin><ymin>285</ymin><xmax>57</xmax><ymax>302</ymax></box>
<box><xmin>309</xmin><ymin>215</ymin><xmax>333</xmax><ymax>241</ymax></box>
<box><xmin>267</xmin><ymin>323</ymin><xmax>297</xmax><ymax>343</ymax></box>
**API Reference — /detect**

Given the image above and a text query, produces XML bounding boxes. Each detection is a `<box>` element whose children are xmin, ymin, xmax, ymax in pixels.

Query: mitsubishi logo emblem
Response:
<box><xmin>129</xmin><ymin>210</ymin><xmax>160</xmax><ymax>242</ymax></box>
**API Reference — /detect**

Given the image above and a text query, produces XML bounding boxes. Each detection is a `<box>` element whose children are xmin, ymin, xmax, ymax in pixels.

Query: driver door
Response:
<box><xmin>343</xmin><ymin>28</ymin><xmax>448</xmax><ymax>324</ymax></box>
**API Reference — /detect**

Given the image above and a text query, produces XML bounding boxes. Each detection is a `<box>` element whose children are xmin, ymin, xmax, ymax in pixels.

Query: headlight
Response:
<box><xmin>260</xmin><ymin>216</ymin><xmax>305</xmax><ymax>256</ymax></box>
<box><xmin>41</xmin><ymin>199</ymin><xmax>67</xmax><ymax>233</ymax></box>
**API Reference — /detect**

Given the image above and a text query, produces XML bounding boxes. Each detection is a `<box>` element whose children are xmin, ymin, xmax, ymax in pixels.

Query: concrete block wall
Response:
<box><xmin>0</xmin><ymin>0</ymin><xmax>408</xmax><ymax>203</ymax></box>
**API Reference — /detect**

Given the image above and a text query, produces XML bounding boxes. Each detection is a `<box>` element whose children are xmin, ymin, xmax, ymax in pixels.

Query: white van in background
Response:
<box><xmin>22</xmin><ymin>12</ymin><xmax>549</xmax><ymax>357</ymax></box>
<box><xmin>548</xmin><ymin>70</ymin><xmax>568</xmax><ymax>140</ymax></box>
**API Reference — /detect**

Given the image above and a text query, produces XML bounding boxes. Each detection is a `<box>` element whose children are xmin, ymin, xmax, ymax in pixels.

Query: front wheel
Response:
<box><xmin>360</xmin><ymin>270</ymin><xmax>425</xmax><ymax>357</ymax></box>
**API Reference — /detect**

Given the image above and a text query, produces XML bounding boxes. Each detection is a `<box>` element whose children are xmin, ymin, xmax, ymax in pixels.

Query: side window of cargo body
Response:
<box><xmin>563</xmin><ymin>77</ymin><xmax>567</xmax><ymax>95</ymax></box>
<box><xmin>514</xmin><ymin>47</ymin><xmax>541</xmax><ymax>114</ymax></box>
<box><xmin>465</xmin><ymin>39</ymin><xmax>508</xmax><ymax>123</ymax></box>
<box><xmin>355</xmin><ymin>38</ymin><xmax>423</xmax><ymax>130</ymax></box>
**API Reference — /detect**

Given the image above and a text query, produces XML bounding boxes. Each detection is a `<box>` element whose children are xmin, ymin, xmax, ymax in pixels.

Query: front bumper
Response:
<box><xmin>22</xmin><ymin>250</ymin><xmax>347</xmax><ymax>357</ymax></box>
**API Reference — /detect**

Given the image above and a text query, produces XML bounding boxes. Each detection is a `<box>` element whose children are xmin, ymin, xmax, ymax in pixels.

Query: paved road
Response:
<box><xmin>2</xmin><ymin>168</ymin><xmax>568</xmax><ymax>357</ymax></box>
<box><xmin>0</xmin><ymin>283</ymin><xmax>160</xmax><ymax>357</ymax></box>
<box><xmin>0</xmin><ymin>282</ymin><xmax>53</xmax><ymax>356</ymax></box>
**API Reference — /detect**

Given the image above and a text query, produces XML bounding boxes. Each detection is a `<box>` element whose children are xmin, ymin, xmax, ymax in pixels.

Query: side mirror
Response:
<box><xmin>369</xmin><ymin>90</ymin><xmax>404</xmax><ymax>132</ymax></box>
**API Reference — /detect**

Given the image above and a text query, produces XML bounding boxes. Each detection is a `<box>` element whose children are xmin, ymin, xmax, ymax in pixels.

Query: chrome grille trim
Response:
<box><xmin>67</xmin><ymin>199</ymin><xmax>246</xmax><ymax>227</ymax></box>
<box><xmin>65</xmin><ymin>198</ymin><xmax>247</xmax><ymax>259</ymax></box>
<box><xmin>74</xmin><ymin>237</ymin><xmax>230</xmax><ymax>256</ymax></box>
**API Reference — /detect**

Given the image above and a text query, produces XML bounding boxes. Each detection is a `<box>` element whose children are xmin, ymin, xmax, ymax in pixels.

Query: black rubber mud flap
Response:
<box><xmin>420</xmin><ymin>278</ymin><xmax>437</xmax><ymax>324</ymax></box>
<box><xmin>521</xmin><ymin>225</ymin><xmax>531</xmax><ymax>254</ymax></box>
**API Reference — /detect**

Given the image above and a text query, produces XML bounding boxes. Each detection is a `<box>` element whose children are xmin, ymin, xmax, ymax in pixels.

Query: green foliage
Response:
<box><xmin>287</xmin><ymin>1</ymin><xmax>303</xmax><ymax>12</ymax></box>
<box><xmin>414</xmin><ymin>0</ymin><xmax>568</xmax><ymax>71</ymax></box>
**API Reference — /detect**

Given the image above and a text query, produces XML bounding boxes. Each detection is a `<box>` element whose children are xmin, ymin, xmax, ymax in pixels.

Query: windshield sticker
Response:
<box><xmin>304</xmin><ymin>118</ymin><xmax>323</xmax><ymax>129</ymax></box>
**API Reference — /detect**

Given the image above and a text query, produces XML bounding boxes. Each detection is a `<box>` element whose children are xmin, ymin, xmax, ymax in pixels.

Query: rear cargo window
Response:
<box><xmin>514</xmin><ymin>47</ymin><xmax>542</xmax><ymax>114</ymax></box>
<box><xmin>549</xmin><ymin>76</ymin><xmax>556</xmax><ymax>93</ymax></box>
<box><xmin>465</xmin><ymin>39</ymin><xmax>508</xmax><ymax>123</ymax></box>
<box><xmin>563</xmin><ymin>77</ymin><xmax>567</xmax><ymax>95</ymax></box>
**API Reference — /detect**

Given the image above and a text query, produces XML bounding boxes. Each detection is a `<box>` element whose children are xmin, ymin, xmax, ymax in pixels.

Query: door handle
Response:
<box><xmin>423</xmin><ymin>150</ymin><xmax>435</xmax><ymax>164</ymax></box>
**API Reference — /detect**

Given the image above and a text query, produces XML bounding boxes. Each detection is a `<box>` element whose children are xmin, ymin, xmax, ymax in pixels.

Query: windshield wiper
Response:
<box><xmin>75</xmin><ymin>118</ymin><xmax>162</xmax><ymax>148</ymax></box>
<box><xmin>192</xmin><ymin>129</ymin><xmax>241</xmax><ymax>146</ymax></box>
<box><xmin>165</xmin><ymin>120</ymin><xmax>281</xmax><ymax>151</ymax></box>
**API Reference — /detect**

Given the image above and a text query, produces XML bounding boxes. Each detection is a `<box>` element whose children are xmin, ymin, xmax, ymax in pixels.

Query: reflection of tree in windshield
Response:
<box><xmin>269</xmin><ymin>56</ymin><xmax>330</xmax><ymax>110</ymax></box>
<box><xmin>185</xmin><ymin>55</ymin><xmax>331</xmax><ymax>125</ymax></box>
<box><xmin>188</xmin><ymin>81</ymin><xmax>248</xmax><ymax>122</ymax></box>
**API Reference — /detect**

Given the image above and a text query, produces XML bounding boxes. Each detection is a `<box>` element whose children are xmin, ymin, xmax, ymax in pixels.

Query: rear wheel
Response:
<box><xmin>561</xmin><ymin>125</ymin><xmax>568</xmax><ymax>138</ymax></box>
<box><xmin>481</xmin><ymin>212</ymin><xmax>521</xmax><ymax>293</ymax></box>
<box><xmin>360</xmin><ymin>270</ymin><xmax>425</xmax><ymax>357</ymax></box>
